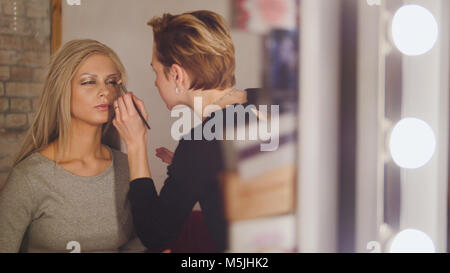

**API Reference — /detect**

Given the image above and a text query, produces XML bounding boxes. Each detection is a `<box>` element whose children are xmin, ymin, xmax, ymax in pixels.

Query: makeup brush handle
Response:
<box><xmin>132</xmin><ymin>99</ymin><xmax>151</xmax><ymax>130</ymax></box>
<box><xmin>118</xmin><ymin>82</ymin><xmax>150</xmax><ymax>130</ymax></box>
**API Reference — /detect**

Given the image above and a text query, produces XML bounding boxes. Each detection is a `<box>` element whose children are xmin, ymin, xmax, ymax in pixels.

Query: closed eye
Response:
<box><xmin>106</xmin><ymin>80</ymin><xmax>118</xmax><ymax>85</ymax></box>
<box><xmin>81</xmin><ymin>81</ymin><xmax>96</xmax><ymax>85</ymax></box>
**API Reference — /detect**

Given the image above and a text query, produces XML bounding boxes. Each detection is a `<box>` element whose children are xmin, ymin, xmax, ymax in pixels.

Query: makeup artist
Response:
<box><xmin>112</xmin><ymin>10</ymin><xmax>249</xmax><ymax>252</ymax></box>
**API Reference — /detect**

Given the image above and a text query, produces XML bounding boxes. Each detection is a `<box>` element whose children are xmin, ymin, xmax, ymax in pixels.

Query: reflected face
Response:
<box><xmin>71</xmin><ymin>54</ymin><xmax>120</xmax><ymax>126</ymax></box>
<box><xmin>151</xmin><ymin>47</ymin><xmax>179</xmax><ymax>110</ymax></box>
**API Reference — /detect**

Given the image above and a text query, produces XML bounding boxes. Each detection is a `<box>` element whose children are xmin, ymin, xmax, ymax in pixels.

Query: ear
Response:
<box><xmin>170</xmin><ymin>64</ymin><xmax>190</xmax><ymax>90</ymax></box>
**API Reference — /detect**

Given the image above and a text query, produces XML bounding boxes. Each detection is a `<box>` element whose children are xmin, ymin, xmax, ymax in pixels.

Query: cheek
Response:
<box><xmin>155</xmin><ymin>76</ymin><xmax>167</xmax><ymax>94</ymax></box>
<box><xmin>156</xmin><ymin>73</ymin><xmax>168</xmax><ymax>88</ymax></box>
<box><xmin>70</xmin><ymin>86</ymin><xmax>94</xmax><ymax>117</ymax></box>
<box><xmin>70</xmin><ymin>85</ymin><xmax>82</xmax><ymax>115</ymax></box>
<box><xmin>72</xmin><ymin>85</ymin><xmax>84</xmax><ymax>103</ymax></box>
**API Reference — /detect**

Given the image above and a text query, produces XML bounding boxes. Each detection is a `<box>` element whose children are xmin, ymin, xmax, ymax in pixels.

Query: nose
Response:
<box><xmin>99</xmin><ymin>81</ymin><xmax>112</xmax><ymax>98</ymax></box>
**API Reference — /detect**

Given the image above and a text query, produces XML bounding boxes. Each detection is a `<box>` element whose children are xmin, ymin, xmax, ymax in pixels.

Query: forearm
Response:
<box><xmin>129</xmin><ymin>178</ymin><xmax>181</xmax><ymax>251</ymax></box>
<box><xmin>126</xmin><ymin>141</ymin><xmax>152</xmax><ymax>180</ymax></box>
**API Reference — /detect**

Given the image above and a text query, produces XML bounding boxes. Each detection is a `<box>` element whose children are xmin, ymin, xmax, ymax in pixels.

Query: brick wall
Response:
<box><xmin>0</xmin><ymin>0</ymin><xmax>51</xmax><ymax>188</ymax></box>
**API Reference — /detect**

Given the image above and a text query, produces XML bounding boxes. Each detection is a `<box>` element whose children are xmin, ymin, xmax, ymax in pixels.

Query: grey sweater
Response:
<box><xmin>0</xmin><ymin>147</ymin><xmax>145</xmax><ymax>253</ymax></box>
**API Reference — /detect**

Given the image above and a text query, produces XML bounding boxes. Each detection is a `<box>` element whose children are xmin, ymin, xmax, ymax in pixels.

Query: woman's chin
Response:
<box><xmin>94</xmin><ymin>112</ymin><xmax>111</xmax><ymax>123</ymax></box>
<box><xmin>90</xmin><ymin>117</ymin><xmax>110</xmax><ymax>126</ymax></box>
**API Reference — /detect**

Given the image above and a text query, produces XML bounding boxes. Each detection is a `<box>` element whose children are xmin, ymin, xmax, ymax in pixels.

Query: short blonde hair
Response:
<box><xmin>13</xmin><ymin>39</ymin><xmax>126</xmax><ymax>166</ymax></box>
<box><xmin>148</xmin><ymin>10</ymin><xmax>236</xmax><ymax>90</ymax></box>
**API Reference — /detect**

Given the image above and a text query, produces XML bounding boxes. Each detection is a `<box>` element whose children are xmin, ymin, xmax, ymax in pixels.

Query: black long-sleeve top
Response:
<box><xmin>128</xmin><ymin>101</ymin><xmax>254</xmax><ymax>252</ymax></box>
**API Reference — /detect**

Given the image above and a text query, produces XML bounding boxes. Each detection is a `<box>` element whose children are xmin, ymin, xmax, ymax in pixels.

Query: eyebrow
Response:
<box><xmin>80</xmin><ymin>73</ymin><xmax>120</xmax><ymax>78</ymax></box>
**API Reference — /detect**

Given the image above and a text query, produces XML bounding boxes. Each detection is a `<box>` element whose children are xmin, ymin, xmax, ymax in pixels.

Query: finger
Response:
<box><xmin>112</xmin><ymin>118</ymin><xmax>122</xmax><ymax>135</ymax></box>
<box><xmin>113</xmin><ymin>100</ymin><xmax>121</xmax><ymax>121</ymax></box>
<box><xmin>164</xmin><ymin>156</ymin><xmax>172</xmax><ymax>164</ymax></box>
<box><xmin>155</xmin><ymin>148</ymin><xmax>167</xmax><ymax>157</ymax></box>
<box><xmin>160</xmin><ymin>147</ymin><xmax>173</xmax><ymax>155</ymax></box>
<box><xmin>160</xmin><ymin>157</ymin><xmax>170</xmax><ymax>164</ymax></box>
<box><xmin>123</xmin><ymin>93</ymin><xmax>137</xmax><ymax>116</ymax></box>
<box><xmin>117</xmin><ymin>96</ymin><xmax>128</xmax><ymax>120</ymax></box>
<box><xmin>112</xmin><ymin>118</ymin><xmax>117</xmax><ymax>128</ymax></box>
<box><xmin>155</xmin><ymin>154</ymin><xmax>167</xmax><ymax>163</ymax></box>
<box><xmin>112</xmin><ymin>118</ymin><xmax>120</xmax><ymax>131</ymax></box>
<box><xmin>159</xmin><ymin>147</ymin><xmax>169</xmax><ymax>153</ymax></box>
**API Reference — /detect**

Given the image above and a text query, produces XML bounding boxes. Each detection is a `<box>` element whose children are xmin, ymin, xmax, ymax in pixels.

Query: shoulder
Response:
<box><xmin>12</xmin><ymin>152</ymin><xmax>51</xmax><ymax>178</ymax></box>
<box><xmin>2</xmin><ymin>153</ymin><xmax>42</xmax><ymax>194</ymax></box>
<box><xmin>1</xmin><ymin>157</ymin><xmax>40</xmax><ymax>218</ymax></box>
<box><xmin>6</xmin><ymin>151</ymin><xmax>60</xmax><ymax>189</ymax></box>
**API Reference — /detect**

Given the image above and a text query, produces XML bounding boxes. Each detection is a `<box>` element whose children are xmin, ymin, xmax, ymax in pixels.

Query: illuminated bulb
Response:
<box><xmin>389</xmin><ymin>229</ymin><xmax>435</xmax><ymax>253</ymax></box>
<box><xmin>389</xmin><ymin>118</ymin><xmax>436</xmax><ymax>169</ymax></box>
<box><xmin>391</xmin><ymin>5</ymin><xmax>438</xmax><ymax>56</ymax></box>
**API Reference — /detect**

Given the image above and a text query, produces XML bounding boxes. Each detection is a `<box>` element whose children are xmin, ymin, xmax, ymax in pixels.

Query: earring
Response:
<box><xmin>175</xmin><ymin>87</ymin><xmax>180</xmax><ymax>94</ymax></box>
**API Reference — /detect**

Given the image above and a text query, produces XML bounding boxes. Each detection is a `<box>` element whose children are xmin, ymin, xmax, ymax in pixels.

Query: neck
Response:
<box><xmin>54</xmin><ymin>119</ymin><xmax>108</xmax><ymax>162</ymax></box>
<box><xmin>185</xmin><ymin>87</ymin><xmax>247</xmax><ymax>121</ymax></box>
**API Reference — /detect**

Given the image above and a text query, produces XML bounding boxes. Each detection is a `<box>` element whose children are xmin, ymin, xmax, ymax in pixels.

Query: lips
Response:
<box><xmin>95</xmin><ymin>104</ymin><xmax>110</xmax><ymax>111</ymax></box>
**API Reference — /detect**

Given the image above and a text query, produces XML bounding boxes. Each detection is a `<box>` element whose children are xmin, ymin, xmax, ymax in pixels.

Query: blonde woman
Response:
<box><xmin>0</xmin><ymin>39</ymin><xmax>144</xmax><ymax>253</ymax></box>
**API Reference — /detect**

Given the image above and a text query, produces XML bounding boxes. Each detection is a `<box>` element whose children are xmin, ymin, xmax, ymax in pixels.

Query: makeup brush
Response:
<box><xmin>116</xmin><ymin>79</ymin><xmax>151</xmax><ymax>130</ymax></box>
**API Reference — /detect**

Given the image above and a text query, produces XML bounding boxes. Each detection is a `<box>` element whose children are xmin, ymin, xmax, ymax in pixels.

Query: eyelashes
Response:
<box><xmin>81</xmin><ymin>79</ymin><xmax>118</xmax><ymax>86</ymax></box>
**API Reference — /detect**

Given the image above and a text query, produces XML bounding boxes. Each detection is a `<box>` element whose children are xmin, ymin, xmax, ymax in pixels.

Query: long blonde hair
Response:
<box><xmin>13</xmin><ymin>39</ymin><xmax>127</xmax><ymax>167</ymax></box>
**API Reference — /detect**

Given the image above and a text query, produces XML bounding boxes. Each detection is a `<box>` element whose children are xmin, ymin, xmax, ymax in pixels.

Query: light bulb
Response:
<box><xmin>389</xmin><ymin>229</ymin><xmax>435</xmax><ymax>253</ymax></box>
<box><xmin>389</xmin><ymin>118</ymin><xmax>436</xmax><ymax>169</ymax></box>
<box><xmin>391</xmin><ymin>5</ymin><xmax>438</xmax><ymax>56</ymax></box>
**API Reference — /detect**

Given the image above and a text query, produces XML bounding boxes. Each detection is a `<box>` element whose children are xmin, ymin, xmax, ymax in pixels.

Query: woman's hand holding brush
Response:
<box><xmin>113</xmin><ymin>93</ymin><xmax>152</xmax><ymax>180</ymax></box>
<box><xmin>113</xmin><ymin>93</ymin><xmax>149</xmax><ymax>146</ymax></box>
<box><xmin>116</xmin><ymin>79</ymin><xmax>151</xmax><ymax>130</ymax></box>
